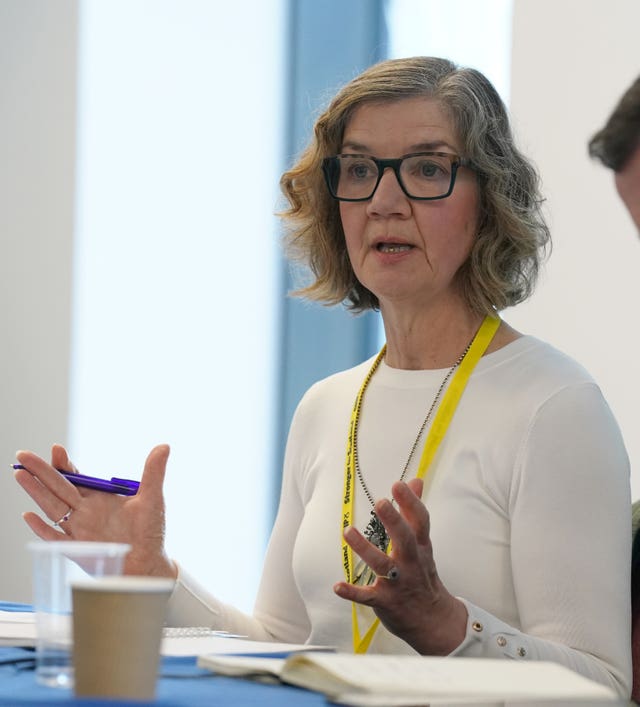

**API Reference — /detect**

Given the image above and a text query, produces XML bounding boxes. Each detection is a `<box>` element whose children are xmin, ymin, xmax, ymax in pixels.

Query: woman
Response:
<box><xmin>15</xmin><ymin>57</ymin><xmax>632</xmax><ymax>697</ymax></box>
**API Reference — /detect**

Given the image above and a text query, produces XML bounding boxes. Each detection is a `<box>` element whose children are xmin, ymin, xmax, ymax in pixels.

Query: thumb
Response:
<box><xmin>139</xmin><ymin>444</ymin><xmax>170</xmax><ymax>501</ymax></box>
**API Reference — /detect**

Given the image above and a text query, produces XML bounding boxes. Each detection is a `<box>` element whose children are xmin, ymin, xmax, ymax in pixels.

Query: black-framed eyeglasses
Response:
<box><xmin>322</xmin><ymin>152</ymin><xmax>474</xmax><ymax>202</ymax></box>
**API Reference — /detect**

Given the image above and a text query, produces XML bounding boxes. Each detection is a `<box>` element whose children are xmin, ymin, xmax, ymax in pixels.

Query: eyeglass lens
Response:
<box><xmin>326</xmin><ymin>153</ymin><xmax>457</xmax><ymax>200</ymax></box>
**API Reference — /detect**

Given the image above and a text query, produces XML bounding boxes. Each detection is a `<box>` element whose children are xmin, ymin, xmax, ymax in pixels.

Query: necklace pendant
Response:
<box><xmin>364</xmin><ymin>510</ymin><xmax>389</xmax><ymax>553</ymax></box>
<box><xmin>352</xmin><ymin>558</ymin><xmax>377</xmax><ymax>586</ymax></box>
<box><xmin>352</xmin><ymin>512</ymin><xmax>389</xmax><ymax>586</ymax></box>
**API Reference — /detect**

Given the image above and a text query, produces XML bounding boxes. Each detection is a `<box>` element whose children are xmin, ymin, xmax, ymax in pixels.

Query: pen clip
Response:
<box><xmin>110</xmin><ymin>478</ymin><xmax>140</xmax><ymax>490</ymax></box>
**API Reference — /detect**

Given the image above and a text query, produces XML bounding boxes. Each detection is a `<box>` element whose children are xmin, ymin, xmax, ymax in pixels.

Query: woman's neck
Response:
<box><xmin>379</xmin><ymin>300</ymin><xmax>519</xmax><ymax>370</ymax></box>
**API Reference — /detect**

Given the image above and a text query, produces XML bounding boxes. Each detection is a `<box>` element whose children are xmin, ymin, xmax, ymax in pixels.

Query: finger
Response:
<box><xmin>138</xmin><ymin>444</ymin><xmax>170</xmax><ymax>502</ymax></box>
<box><xmin>333</xmin><ymin>579</ymin><xmax>379</xmax><ymax>605</ymax></box>
<box><xmin>22</xmin><ymin>512</ymin><xmax>68</xmax><ymax>542</ymax></box>
<box><xmin>51</xmin><ymin>444</ymin><xmax>78</xmax><ymax>474</ymax></box>
<box><xmin>406</xmin><ymin>477</ymin><xmax>423</xmax><ymax>498</ymax></box>
<box><xmin>15</xmin><ymin>449</ymin><xmax>83</xmax><ymax>514</ymax></box>
<box><xmin>371</xmin><ymin>496</ymin><xmax>411</xmax><ymax>556</ymax></box>
<box><xmin>14</xmin><ymin>466</ymin><xmax>78</xmax><ymax>522</ymax></box>
<box><xmin>373</xmin><ymin>494</ymin><xmax>423</xmax><ymax>563</ymax></box>
<box><xmin>343</xmin><ymin>526</ymin><xmax>389</xmax><ymax>576</ymax></box>
<box><xmin>391</xmin><ymin>481</ymin><xmax>431</xmax><ymax>545</ymax></box>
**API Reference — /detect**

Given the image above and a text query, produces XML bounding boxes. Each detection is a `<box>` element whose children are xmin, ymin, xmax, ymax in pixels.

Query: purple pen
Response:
<box><xmin>110</xmin><ymin>477</ymin><xmax>141</xmax><ymax>490</ymax></box>
<box><xmin>11</xmin><ymin>465</ymin><xmax>140</xmax><ymax>496</ymax></box>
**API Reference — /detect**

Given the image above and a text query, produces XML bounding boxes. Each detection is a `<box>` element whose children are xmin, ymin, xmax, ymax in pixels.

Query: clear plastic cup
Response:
<box><xmin>28</xmin><ymin>541</ymin><xmax>131</xmax><ymax>688</ymax></box>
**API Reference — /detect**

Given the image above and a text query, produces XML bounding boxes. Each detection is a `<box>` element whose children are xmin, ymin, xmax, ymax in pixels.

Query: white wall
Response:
<box><xmin>0</xmin><ymin>0</ymin><xmax>77</xmax><ymax>601</ymax></box>
<box><xmin>0</xmin><ymin>0</ymin><xmax>285</xmax><ymax>607</ymax></box>
<box><xmin>70</xmin><ymin>0</ymin><xmax>285</xmax><ymax>613</ymax></box>
<box><xmin>387</xmin><ymin>0</ymin><xmax>513</xmax><ymax>103</ymax></box>
<box><xmin>508</xmin><ymin>0</ymin><xmax>640</xmax><ymax>498</ymax></box>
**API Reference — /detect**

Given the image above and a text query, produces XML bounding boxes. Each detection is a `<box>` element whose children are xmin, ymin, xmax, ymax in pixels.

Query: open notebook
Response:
<box><xmin>197</xmin><ymin>652</ymin><xmax>618</xmax><ymax>705</ymax></box>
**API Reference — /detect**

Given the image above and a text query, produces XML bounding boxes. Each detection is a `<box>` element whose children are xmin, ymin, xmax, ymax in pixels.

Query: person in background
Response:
<box><xmin>589</xmin><ymin>74</ymin><xmax>640</xmax><ymax>705</ymax></box>
<box><xmin>589</xmin><ymin>75</ymin><xmax>640</xmax><ymax>231</ymax></box>
<box><xmin>15</xmin><ymin>57</ymin><xmax>632</xmax><ymax>698</ymax></box>
<box><xmin>633</xmin><ymin>501</ymin><xmax>640</xmax><ymax>704</ymax></box>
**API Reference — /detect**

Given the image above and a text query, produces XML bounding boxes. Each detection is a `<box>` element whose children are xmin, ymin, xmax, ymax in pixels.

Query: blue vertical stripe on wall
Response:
<box><xmin>271</xmin><ymin>0</ymin><xmax>388</xmax><ymax>520</ymax></box>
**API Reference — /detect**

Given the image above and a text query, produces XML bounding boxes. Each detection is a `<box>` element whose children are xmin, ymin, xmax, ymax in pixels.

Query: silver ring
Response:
<box><xmin>53</xmin><ymin>508</ymin><xmax>73</xmax><ymax>527</ymax></box>
<box><xmin>386</xmin><ymin>567</ymin><xmax>399</xmax><ymax>581</ymax></box>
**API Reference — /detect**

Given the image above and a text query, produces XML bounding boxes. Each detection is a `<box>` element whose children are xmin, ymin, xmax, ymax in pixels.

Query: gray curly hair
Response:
<box><xmin>280</xmin><ymin>56</ymin><xmax>550</xmax><ymax>315</ymax></box>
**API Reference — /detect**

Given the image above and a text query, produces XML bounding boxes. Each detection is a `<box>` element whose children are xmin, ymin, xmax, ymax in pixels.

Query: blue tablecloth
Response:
<box><xmin>0</xmin><ymin>601</ymin><xmax>32</xmax><ymax>612</ymax></box>
<box><xmin>0</xmin><ymin>604</ymin><xmax>628</xmax><ymax>706</ymax></box>
<box><xmin>0</xmin><ymin>602</ymin><xmax>328</xmax><ymax>705</ymax></box>
<box><xmin>0</xmin><ymin>648</ymin><xmax>328</xmax><ymax>706</ymax></box>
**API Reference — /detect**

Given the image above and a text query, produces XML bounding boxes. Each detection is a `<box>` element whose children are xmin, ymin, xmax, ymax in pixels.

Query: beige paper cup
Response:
<box><xmin>71</xmin><ymin>575</ymin><xmax>174</xmax><ymax>701</ymax></box>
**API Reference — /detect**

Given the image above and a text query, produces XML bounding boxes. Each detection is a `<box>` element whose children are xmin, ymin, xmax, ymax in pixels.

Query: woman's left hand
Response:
<box><xmin>14</xmin><ymin>445</ymin><xmax>176</xmax><ymax>578</ymax></box>
<box><xmin>333</xmin><ymin>478</ymin><xmax>468</xmax><ymax>654</ymax></box>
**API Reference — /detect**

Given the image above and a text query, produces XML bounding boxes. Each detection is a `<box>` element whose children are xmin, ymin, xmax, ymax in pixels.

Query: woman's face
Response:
<box><xmin>338</xmin><ymin>97</ymin><xmax>480</xmax><ymax>312</ymax></box>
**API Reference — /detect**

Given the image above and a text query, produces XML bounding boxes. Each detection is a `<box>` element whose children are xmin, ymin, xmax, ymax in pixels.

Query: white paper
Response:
<box><xmin>0</xmin><ymin>611</ymin><xmax>37</xmax><ymax>647</ymax></box>
<box><xmin>163</xmin><ymin>633</ymin><xmax>332</xmax><ymax>657</ymax></box>
<box><xmin>0</xmin><ymin>613</ymin><xmax>327</xmax><ymax>659</ymax></box>
<box><xmin>197</xmin><ymin>654</ymin><xmax>286</xmax><ymax>677</ymax></box>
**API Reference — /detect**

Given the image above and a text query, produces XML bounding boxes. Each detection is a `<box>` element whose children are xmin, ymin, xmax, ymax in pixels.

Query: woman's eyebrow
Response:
<box><xmin>340</xmin><ymin>141</ymin><xmax>371</xmax><ymax>153</ymax></box>
<box><xmin>409</xmin><ymin>140</ymin><xmax>458</xmax><ymax>153</ymax></box>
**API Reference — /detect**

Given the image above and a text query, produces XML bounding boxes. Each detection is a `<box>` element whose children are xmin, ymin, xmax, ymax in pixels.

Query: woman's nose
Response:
<box><xmin>366</xmin><ymin>167</ymin><xmax>411</xmax><ymax>217</ymax></box>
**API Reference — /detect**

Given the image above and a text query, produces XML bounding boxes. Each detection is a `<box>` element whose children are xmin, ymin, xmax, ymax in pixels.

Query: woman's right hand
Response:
<box><xmin>14</xmin><ymin>444</ymin><xmax>177</xmax><ymax>579</ymax></box>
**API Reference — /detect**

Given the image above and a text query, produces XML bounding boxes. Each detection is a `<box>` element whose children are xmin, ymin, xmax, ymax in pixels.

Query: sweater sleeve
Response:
<box><xmin>164</xmin><ymin>563</ymin><xmax>272</xmax><ymax>639</ymax></box>
<box><xmin>451</xmin><ymin>383</ymin><xmax>632</xmax><ymax>698</ymax></box>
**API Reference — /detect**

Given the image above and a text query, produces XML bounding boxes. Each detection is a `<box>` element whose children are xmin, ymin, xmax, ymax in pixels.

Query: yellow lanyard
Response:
<box><xmin>341</xmin><ymin>314</ymin><xmax>500</xmax><ymax>653</ymax></box>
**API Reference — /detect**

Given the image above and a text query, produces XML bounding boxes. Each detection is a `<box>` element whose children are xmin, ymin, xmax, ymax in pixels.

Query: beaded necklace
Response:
<box><xmin>352</xmin><ymin>335</ymin><xmax>475</xmax><ymax>586</ymax></box>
